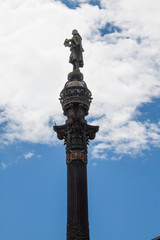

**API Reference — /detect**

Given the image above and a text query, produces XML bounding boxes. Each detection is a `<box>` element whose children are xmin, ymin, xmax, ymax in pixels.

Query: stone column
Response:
<box><xmin>54</xmin><ymin>71</ymin><xmax>99</xmax><ymax>240</ymax></box>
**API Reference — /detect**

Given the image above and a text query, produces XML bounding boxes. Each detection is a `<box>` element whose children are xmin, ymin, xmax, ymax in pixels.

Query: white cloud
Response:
<box><xmin>92</xmin><ymin>162</ymin><xmax>97</xmax><ymax>167</ymax></box>
<box><xmin>69</xmin><ymin>0</ymin><xmax>90</xmax><ymax>3</ymax></box>
<box><xmin>1</xmin><ymin>162</ymin><xmax>8</xmax><ymax>169</ymax></box>
<box><xmin>24</xmin><ymin>152</ymin><xmax>34</xmax><ymax>159</ymax></box>
<box><xmin>0</xmin><ymin>0</ymin><xmax>160</xmax><ymax>159</ymax></box>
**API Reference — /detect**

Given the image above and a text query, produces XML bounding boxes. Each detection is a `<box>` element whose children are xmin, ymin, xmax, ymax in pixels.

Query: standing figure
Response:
<box><xmin>64</xmin><ymin>29</ymin><xmax>84</xmax><ymax>71</ymax></box>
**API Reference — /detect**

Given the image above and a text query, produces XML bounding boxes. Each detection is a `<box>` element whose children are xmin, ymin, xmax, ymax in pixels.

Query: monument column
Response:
<box><xmin>54</xmin><ymin>30</ymin><xmax>99</xmax><ymax>240</ymax></box>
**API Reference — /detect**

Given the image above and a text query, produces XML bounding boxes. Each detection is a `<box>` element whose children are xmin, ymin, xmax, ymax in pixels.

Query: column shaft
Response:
<box><xmin>67</xmin><ymin>160</ymin><xmax>89</xmax><ymax>240</ymax></box>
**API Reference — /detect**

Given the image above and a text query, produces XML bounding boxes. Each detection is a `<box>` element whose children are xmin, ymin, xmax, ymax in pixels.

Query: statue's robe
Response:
<box><xmin>69</xmin><ymin>34</ymin><xmax>84</xmax><ymax>68</ymax></box>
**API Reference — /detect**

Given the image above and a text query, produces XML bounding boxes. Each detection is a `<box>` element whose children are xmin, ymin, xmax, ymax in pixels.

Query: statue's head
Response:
<box><xmin>72</xmin><ymin>29</ymin><xmax>79</xmax><ymax>35</ymax></box>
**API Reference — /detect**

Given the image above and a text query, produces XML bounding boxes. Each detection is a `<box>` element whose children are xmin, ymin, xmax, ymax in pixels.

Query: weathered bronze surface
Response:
<box><xmin>64</xmin><ymin>29</ymin><xmax>84</xmax><ymax>71</ymax></box>
<box><xmin>54</xmin><ymin>30</ymin><xmax>99</xmax><ymax>240</ymax></box>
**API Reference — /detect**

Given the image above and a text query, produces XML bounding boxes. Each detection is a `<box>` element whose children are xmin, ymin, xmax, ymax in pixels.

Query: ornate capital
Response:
<box><xmin>54</xmin><ymin>116</ymin><xmax>99</xmax><ymax>162</ymax></box>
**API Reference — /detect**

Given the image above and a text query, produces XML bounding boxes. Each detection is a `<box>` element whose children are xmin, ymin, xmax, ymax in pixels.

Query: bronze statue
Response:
<box><xmin>64</xmin><ymin>30</ymin><xmax>84</xmax><ymax>71</ymax></box>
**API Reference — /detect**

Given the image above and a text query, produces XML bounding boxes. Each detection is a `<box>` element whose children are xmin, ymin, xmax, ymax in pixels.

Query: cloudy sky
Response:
<box><xmin>0</xmin><ymin>0</ymin><xmax>160</xmax><ymax>240</ymax></box>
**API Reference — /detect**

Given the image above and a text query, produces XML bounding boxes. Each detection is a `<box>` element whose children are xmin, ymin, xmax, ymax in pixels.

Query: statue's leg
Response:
<box><xmin>75</xmin><ymin>61</ymin><xmax>79</xmax><ymax>71</ymax></box>
<box><xmin>73</xmin><ymin>61</ymin><xmax>76</xmax><ymax>71</ymax></box>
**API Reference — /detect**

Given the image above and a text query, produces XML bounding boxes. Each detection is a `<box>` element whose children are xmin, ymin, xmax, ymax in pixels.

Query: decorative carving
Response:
<box><xmin>59</xmin><ymin>80</ymin><xmax>92</xmax><ymax>117</ymax></box>
<box><xmin>67</xmin><ymin>151</ymin><xmax>87</xmax><ymax>164</ymax></box>
<box><xmin>54</xmin><ymin>116</ymin><xmax>99</xmax><ymax>161</ymax></box>
<box><xmin>53</xmin><ymin>124</ymin><xmax>66</xmax><ymax>140</ymax></box>
<box><xmin>60</xmin><ymin>85</ymin><xmax>92</xmax><ymax>102</ymax></box>
<box><xmin>85</xmin><ymin>124</ymin><xmax>99</xmax><ymax>140</ymax></box>
<box><xmin>67</xmin><ymin>217</ymin><xmax>86</xmax><ymax>240</ymax></box>
<box><xmin>65</xmin><ymin>117</ymin><xmax>87</xmax><ymax>149</ymax></box>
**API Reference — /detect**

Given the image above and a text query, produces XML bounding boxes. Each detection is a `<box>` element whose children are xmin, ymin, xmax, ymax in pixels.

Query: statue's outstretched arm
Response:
<box><xmin>64</xmin><ymin>39</ymin><xmax>73</xmax><ymax>47</ymax></box>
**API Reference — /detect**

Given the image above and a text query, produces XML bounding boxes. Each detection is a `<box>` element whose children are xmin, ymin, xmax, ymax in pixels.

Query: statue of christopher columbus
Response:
<box><xmin>64</xmin><ymin>29</ymin><xmax>84</xmax><ymax>72</ymax></box>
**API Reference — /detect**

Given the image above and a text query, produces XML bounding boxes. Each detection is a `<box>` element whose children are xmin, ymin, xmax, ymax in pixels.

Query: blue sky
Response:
<box><xmin>0</xmin><ymin>0</ymin><xmax>160</xmax><ymax>240</ymax></box>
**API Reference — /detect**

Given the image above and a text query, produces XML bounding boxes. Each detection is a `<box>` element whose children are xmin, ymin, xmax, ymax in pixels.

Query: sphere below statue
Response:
<box><xmin>68</xmin><ymin>71</ymin><xmax>83</xmax><ymax>82</ymax></box>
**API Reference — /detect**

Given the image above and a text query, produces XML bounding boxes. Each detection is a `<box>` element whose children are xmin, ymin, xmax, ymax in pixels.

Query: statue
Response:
<box><xmin>64</xmin><ymin>30</ymin><xmax>84</xmax><ymax>71</ymax></box>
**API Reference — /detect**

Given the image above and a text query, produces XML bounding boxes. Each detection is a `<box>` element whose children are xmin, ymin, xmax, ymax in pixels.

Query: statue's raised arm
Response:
<box><xmin>64</xmin><ymin>29</ymin><xmax>84</xmax><ymax>72</ymax></box>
